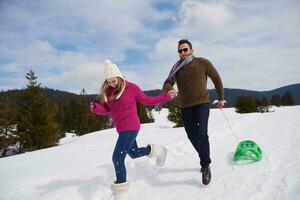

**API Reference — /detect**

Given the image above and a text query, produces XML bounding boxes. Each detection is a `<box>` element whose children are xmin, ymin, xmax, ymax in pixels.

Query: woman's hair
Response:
<box><xmin>99</xmin><ymin>77</ymin><xmax>125</xmax><ymax>103</ymax></box>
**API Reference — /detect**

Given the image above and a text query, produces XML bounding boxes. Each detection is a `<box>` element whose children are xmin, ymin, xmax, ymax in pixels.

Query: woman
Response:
<box><xmin>90</xmin><ymin>60</ymin><xmax>176</xmax><ymax>200</ymax></box>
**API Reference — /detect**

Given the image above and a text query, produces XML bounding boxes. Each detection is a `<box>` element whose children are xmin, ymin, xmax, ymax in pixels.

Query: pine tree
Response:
<box><xmin>258</xmin><ymin>96</ymin><xmax>270</xmax><ymax>113</ymax></box>
<box><xmin>271</xmin><ymin>94</ymin><xmax>281</xmax><ymax>106</ymax></box>
<box><xmin>63</xmin><ymin>96</ymin><xmax>89</xmax><ymax>135</ymax></box>
<box><xmin>87</xmin><ymin>110</ymin><xmax>111</xmax><ymax>133</ymax></box>
<box><xmin>137</xmin><ymin>102</ymin><xmax>154</xmax><ymax>124</ymax></box>
<box><xmin>15</xmin><ymin>70</ymin><xmax>61</xmax><ymax>151</ymax></box>
<box><xmin>235</xmin><ymin>96</ymin><xmax>257</xmax><ymax>113</ymax></box>
<box><xmin>0</xmin><ymin>92</ymin><xmax>15</xmax><ymax>133</ymax></box>
<box><xmin>255</xmin><ymin>97</ymin><xmax>261</xmax><ymax>110</ymax></box>
<box><xmin>281</xmin><ymin>90</ymin><xmax>295</xmax><ymax>106</ymax></box>
<box><xmin>0</xmin><ymin>92</ymin><xmax>18</xmax><ymax>156</ymax></box>
<box><xmin>63</xmin><ymin>93</ymin><xmax>110</xmax><ymax>135</ymax></box>
<box><xmin>167</xmin><ymin>98</ymin><xmax>183</xmax><ymax>127</ymax></box>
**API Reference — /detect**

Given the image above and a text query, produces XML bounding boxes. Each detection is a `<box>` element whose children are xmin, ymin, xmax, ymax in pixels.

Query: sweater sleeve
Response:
<box><xmin>205</xmin><ymin>59</ymin><xmax>224</xmax><ymax>100</ymax></box>
<box><xmin>163</xmin><ymin>81</ymin><xmax>174</xmax><ymax>93</ymax></box>
<box><xmin>91</xmin><ymin>103</ymin><xmax>110</xmax><ymax>115</ymax></box>
<box><xmin>135</xmin><ymin>84</ymin><xmax>172</xmax><ymax>106</ymax></box>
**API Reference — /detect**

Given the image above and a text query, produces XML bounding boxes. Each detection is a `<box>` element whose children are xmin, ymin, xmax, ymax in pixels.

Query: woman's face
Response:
<box><xmin>106</xmin><ymin>77</ymin><xmax>119</xmax><ymax>88</ymax></box>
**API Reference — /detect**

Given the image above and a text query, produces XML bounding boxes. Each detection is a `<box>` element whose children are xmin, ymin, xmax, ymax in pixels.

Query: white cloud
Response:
<box><xmin>148</xmin><ymin>0</ymin><xmax>300</xmax><ymax>91</ymax></box>
<box><xmin>0</xmin><ymin>0</ymin><xmax>175</xmax><ymax>91</ymax></box>
<box><xmin>1</xmin><ymin>63</ymin><xmax>20</xmax><ymax>73</ymax></box>
<box><xmin>148</xmin><ymin>37</ymin><xmax>179</xmax><ymax>62</ymax></box>
<box><xmin>54</xmin><ymin>61</ymin><xmax>104</xmax><ymax>94</ymax></box>
<box><xmin>122</xmin><ymin>71</ymin><xmax>140</xmax><ymax>85</ymax></box>
<box><xmin>179</xmin><ymin>0</ymin><xmax>233</xmax><ymax>30</ymax></box>
<box><xmin>53</xmin><ymin>61</ymin><xmax>140</xmax><ymax>94</ymax></box>
<box><xmin>1</xmin><ymin>0</ymin><xmax>300</xmax><ymax>92</ymax></box>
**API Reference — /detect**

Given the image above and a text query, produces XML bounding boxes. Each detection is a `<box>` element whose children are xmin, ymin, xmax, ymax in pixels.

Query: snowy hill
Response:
<box><xmin>1</xmin><ymin>106</ymin><xmax>300</xmax><ymax>200</ymax></box>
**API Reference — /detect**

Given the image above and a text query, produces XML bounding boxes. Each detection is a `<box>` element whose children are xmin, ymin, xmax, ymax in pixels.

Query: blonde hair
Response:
<box><xmin>99</xmin><ymin>77</ymin><xmax>126</xmax><ymax>103</ymax></box>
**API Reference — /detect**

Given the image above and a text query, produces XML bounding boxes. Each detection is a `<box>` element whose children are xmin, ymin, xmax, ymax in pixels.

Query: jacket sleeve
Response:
<box><xmin>91</xmin><ymin>103</ymin><xmax>110</xmax><ymax>115</ymax></box>
<box><xmin>135</xmin><ymin>85</ymin><xmax>171</xmax><ymax>106</ymax></box>
<box><xmin>205</xmin><ymin>59</ymin><xmax>224</xmax><ymax>100</ymax></box>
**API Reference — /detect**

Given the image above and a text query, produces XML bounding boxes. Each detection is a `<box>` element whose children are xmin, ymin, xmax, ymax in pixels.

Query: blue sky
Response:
<box><xmin>1</xmin><ymin>0</ymin><xmax>300</xmax><ymax>94</ymax></box>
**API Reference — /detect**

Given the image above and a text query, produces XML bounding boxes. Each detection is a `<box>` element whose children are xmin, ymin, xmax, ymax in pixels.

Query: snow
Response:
<box><xmin>1</xmin><ymin>106</ymin><xmax>300</xmax><ymax>200</ymax></box>
<box><xmin>58</xmin><ymin>132</ymin><xmax>78</xmax><ymax>145</ymax></box>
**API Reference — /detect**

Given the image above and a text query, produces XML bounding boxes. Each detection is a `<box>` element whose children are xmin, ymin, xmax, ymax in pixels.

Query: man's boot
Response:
<box><xmin>111</xmin><ymin>181</ymin><xmax>129</xmax><ymax>200</ymax></box>
<box><xmin>147</xmin><ymin>144</ymin><xmax>167</xmax><ymax>167</ymax></box>
<box><xmin>201</xmin><ymin>166</ymin><xmax>211</xmax><ymax>185</ymax></box>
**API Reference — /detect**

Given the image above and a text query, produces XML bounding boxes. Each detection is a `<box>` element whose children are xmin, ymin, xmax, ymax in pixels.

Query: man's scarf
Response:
<box><xmin>165</xmin><ymin>55</ymin><xmax>194</xmax><ymax>85</ymax></box>
<box><xmin>155</xmin><ymin>55</ymin><xmax>194</xmax><ymax>111</ymax></box>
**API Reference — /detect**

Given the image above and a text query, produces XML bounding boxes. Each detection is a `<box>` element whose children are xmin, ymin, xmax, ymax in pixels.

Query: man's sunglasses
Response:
<box><xmin>178</xmin><ymin>48</ymin><xmax>189</xmax><ymax>54</ymax></box>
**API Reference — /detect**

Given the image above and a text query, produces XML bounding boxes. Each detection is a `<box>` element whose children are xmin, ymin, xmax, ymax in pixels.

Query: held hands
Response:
<box><xmin>168</xmin><ymin>90</ymin><xmax>178</xmax><ymax>99</ymax></box>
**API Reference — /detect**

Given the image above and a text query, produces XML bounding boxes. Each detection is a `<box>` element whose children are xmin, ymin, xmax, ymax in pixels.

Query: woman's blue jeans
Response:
<box><xmin>112</xmin><ymin>130</ymin><xmax>151</xmax><ymax>183</ymax></box>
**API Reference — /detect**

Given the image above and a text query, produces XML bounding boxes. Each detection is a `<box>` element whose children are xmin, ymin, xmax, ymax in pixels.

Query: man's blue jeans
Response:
<box><xmin>112</xmin><ymin>130</ymin><xmax>151</xmax><ymax>183</ymax></box>
<box><xmin>181</xmin><ymin>103</ymin><xmax>211</xmax><ymax>167</ymax></box>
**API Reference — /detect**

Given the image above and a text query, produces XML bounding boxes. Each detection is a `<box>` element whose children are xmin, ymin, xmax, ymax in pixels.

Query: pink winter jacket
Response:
<box><xmin>91</xmin><ymin>81</ymin><xmax>172</xmax><ymax>133</ymax></box>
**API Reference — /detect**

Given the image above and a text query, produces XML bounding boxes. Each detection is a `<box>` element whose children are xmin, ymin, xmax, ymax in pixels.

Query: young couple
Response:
<box><xmin>90</xmin><ymin>39</ymin><xmax>224</xmax><ymax>200</ymax></box>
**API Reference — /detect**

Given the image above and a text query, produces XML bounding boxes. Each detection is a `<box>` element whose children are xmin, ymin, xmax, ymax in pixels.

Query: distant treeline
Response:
<box><xmin>0</xmin><ymin>70</ymin><xmax>298</xmax><ymax>156</ymax></box>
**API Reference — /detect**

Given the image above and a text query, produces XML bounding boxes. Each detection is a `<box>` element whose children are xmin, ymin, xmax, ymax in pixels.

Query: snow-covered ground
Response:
<box><xmin>1</xmin><ymin>106</ymin><xmax>300</xmax><ymax>200</ymax></box>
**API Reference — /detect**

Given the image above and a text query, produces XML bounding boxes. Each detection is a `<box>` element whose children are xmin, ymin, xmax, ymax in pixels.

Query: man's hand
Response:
<box><xmin>218</xmin><ymin>100</ymin><xmax>225</xmax><ymax>109</ymax></box>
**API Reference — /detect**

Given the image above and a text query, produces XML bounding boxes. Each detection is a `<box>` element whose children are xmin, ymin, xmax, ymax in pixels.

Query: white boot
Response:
<box><xmin>111</xmin><ymin>181</ymin><xmax>129</xmax><ymax>200</ymax></box>
<box><xmin>147</xmin><ymin>144</ymin><xmax>167</xmax><ymax>167</ymax></box>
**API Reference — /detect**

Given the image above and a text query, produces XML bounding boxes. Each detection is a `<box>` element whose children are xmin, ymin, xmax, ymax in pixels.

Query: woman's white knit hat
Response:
<box><xmin>104</xmin><ymin>59</ymin><xmax>124</xmax><ymax>80</ymax></box>
<box><xmin>102</xmin><ymin>59</ymin><xmax>126</xmax><ymax>102</ymax></box>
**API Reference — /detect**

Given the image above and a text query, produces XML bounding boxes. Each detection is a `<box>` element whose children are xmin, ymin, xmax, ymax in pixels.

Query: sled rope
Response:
<box><xmin>221</xmin><ymin>109</ymin><xmax>239</xmax><ymax>141</ymax></box>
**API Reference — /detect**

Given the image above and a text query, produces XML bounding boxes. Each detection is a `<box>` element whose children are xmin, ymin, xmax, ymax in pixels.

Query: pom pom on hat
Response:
<box><xmin>104</xmin><ymin>59</ymin><xmax>112</xmax><ymax>65</ymax></box>
<box><xmin>104</xmin><ymin>59</ymin><xmax>124</xmax><ymax>80</ymax></box>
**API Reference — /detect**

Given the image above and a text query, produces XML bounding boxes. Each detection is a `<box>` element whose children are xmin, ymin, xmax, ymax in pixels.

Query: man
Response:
<box><xmin>163</xmin><ymin>39</ymin><xmax>224</xmax><ymax>185</ymax></box>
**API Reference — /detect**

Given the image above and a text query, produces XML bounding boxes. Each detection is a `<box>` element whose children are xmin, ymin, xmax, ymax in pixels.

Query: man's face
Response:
<box><xmin>178</xmin><ymin>43</ymin><xmax>193</xmax><ymax>59</ymax></box>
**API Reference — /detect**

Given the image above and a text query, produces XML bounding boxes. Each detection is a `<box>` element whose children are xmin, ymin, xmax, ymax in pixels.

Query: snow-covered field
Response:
<box><xmin>1</xmin><ymin>106</ymin><xmax>300</xmax><ymax>200</ymax></box>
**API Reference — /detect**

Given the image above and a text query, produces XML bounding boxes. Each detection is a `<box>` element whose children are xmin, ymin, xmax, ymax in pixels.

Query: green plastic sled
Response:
<box><xmin>233</xmin><ymin>140</ymin><xmax>262</xmax><ymax>162</ymax></box>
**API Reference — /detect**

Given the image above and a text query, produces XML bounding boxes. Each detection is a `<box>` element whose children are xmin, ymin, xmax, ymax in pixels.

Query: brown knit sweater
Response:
<box><xmin>163</xmin><ymin>57</ymin><xmax>224</xmax><ymax>108</ymax></box>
